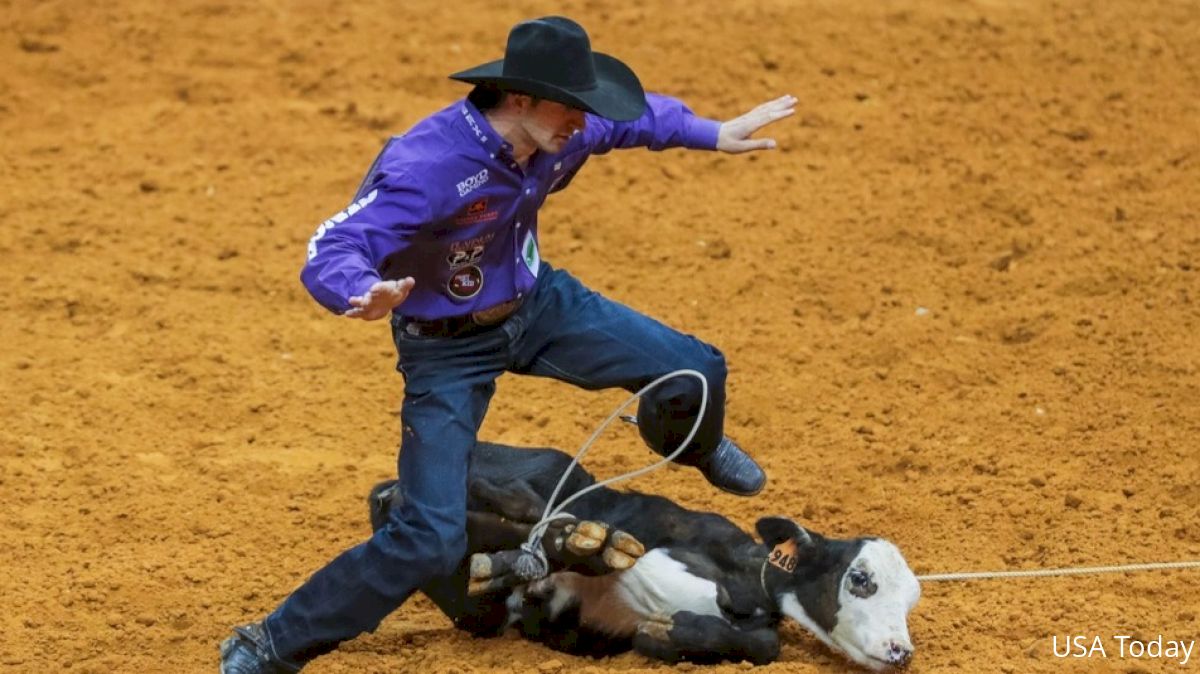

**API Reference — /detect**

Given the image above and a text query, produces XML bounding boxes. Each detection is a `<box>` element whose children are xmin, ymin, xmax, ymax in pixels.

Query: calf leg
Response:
<box><xmin>464</xmin><ymin>471</ymin><xmax>645</xmax><ymax>579</ymax></box>
<box><xmin>468</xmin><ymin>475</ymin><xmax>547</xmax><ymax>523</ymax></box>
<box><xmin>543</xmin><ymin>519</ymin><xmax>645</xmax><ymax>575</ymax></box>
<box><xmin>370</xmin><ymin>480</ymin><xmax>535</xmax><ymax>551</ymax></box>
<box><xmin>508</xmin><ymin>578</ymin><xmax>632</xmax><ymax>658</ymax></box>
<box><xmin>465</xmin><ymin>470</ymin><xmax>645</xmax><ymax>574</ymax></box>
<box><xmin>422</xmin><ymin>511</ymin><xmax>565</xmax><ymax>635</ymax></box>
<box><xmin>367</xmin><ymin>480</ymin><xmax>539</xmax><ymax>633</ymax></box>
<box><xmin>413</xmin><ymin>564</ymin><xmax>513</xmax><ymax>637</ymax></box>
<box><xmin>370</xmin><ymin>475</ymin><xmax>546</xmax><ymax>533</ymax></box>
<box><xmin>468</xmin><ymin>519</ymin><xmax>645</xmax><ymax>595</ymax></box>
<box><xmin>372</xmin><ymin>479</ymin><xmax>643</xmax><ymax>595</ymax></box>
<box><xmin>634</xmin><ymin>611</ymin><xmax>780</xmax><ymax>666</ymax></box>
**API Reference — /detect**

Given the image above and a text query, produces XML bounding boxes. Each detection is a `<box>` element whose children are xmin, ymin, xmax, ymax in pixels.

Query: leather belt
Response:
<box><xmin>401</xmin><ymin>298</ymin><xmax>523</xmax><ymax>338</ymax></box>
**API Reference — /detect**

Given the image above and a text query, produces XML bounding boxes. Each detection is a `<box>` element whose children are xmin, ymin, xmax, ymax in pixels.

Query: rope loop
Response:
<box><xmin>516</xmin><ymin>369</ymin><xmax>709</xmax><ymax>582</ymax></box>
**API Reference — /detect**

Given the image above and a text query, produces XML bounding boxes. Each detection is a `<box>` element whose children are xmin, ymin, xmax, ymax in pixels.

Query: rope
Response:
<box><xmin>918</xmin><ymin>560</ymin><xmax>1200</xmax><ymax>582</ymax></box>
<box><xmin>513</xmin><ymin>369</ymin><xmax>709</xmax><ymax>581</ymax></box>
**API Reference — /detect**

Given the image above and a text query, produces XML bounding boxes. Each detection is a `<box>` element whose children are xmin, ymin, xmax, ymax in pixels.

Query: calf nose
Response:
<box><xmin>887</xmin><ymin>641</ymin><xmax>913</xmax><ymax>667</ymax></box>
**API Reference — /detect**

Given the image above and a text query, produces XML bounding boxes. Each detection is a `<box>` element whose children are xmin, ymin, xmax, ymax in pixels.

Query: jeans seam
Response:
<box><xmin>536</xmin><ymin>356</ymin><xmax>591</xmax><ymax>388</ymax></box>
<box><xmin>261</xmin><ymin>620</ymin><xmax>303</xmax><ymax>672</ymax></box>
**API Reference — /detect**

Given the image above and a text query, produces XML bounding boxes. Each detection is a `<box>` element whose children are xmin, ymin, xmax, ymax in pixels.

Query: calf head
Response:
<box><xmin>755</xmin><ymin>517</ymin><xmax>920</xmax><ymax>671</ymax></box>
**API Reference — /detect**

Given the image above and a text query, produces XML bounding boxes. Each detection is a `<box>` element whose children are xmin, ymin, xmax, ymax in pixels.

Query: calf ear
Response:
<box><xmin>755</xmin><ymin>516</ymin><xmax>817</xmax><ymax>551</ymax></box>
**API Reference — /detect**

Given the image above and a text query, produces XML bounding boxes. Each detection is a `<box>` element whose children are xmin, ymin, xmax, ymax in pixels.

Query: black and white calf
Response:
<box><xmin>369</xmin><ymin>442</ymin><xmax>921</xmax><ymax>669</ymax></box>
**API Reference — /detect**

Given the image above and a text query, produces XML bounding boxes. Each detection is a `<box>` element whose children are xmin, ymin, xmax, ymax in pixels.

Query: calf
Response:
<box><xmin>369</xmin><ymin>442</ymin><xmax>920</xmax><ymax>669</ymax></box>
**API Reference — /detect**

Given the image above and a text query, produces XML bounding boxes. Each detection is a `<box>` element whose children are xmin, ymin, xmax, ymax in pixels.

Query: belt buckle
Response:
<box><xmin>470</xmin><ymin>299</ymin><xmax>520</xmax><ymax>326</ymax></box>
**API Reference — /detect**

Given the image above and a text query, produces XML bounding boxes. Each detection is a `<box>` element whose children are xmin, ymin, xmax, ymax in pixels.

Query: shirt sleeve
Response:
<box><xmin>579</xmin><ymin>92</ymin><xmax>722</xmax><ymax>155</ymax></box>
<box><xmin>299</xmin><ymin>171</ymin><xmax>431</xmax><ymax>315</ymax></box>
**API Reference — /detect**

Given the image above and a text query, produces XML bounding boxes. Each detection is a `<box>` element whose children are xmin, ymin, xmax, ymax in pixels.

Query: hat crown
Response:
<box><xmin>448</xmin><ymin>16</ymin><xmax>646</xmax><ymax>121</ymax></box>
<box><xmin>502</xmin><ymin>16</ymin><xmax>597</xmax><ymax>91</ymax></box>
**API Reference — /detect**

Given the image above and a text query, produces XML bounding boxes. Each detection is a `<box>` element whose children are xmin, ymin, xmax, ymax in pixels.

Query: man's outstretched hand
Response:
<box><xmin>716</xmin><ymin>94</ymin><xmax>797</xmax><ymax>154</ymax></box>
<box><xmin>346</xmin><ymin>278</ymin><xmax>415</xmax><ymax>320</ymax></box>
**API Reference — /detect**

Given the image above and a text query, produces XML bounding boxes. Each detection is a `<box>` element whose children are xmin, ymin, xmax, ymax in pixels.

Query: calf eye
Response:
<box><xmin>847</xmin><ymin>569</ymin><xmax>878</xmax><ymax>598</ymax></box>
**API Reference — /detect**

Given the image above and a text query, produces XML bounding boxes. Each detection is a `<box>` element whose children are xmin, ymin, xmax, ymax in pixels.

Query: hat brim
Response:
<box><xmin>449</xmin><ymin>52</ymin><xmax>646</xmax><ymax>122</ymax></box>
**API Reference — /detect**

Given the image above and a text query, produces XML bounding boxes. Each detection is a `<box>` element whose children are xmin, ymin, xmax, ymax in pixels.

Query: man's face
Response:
<box><xmin>520</xmin><ymin>98</ymin><xmax>586</xmax><ymax>154</ymax></box>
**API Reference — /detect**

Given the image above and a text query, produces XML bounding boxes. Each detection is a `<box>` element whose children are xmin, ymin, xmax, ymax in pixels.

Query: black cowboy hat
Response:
<box><xmin>449</xmin><ymin>16</ymin><xmax>646</xmax><ymax>122</ymax></box>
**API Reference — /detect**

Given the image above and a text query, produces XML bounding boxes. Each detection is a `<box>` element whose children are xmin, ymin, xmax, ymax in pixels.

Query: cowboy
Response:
<box><xmin>221</xmin><ymin>16</ymin><xmax>795</xmax><ymax>673</ymax></box>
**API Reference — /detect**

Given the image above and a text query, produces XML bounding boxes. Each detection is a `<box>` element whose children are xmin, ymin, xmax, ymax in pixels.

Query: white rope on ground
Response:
<box><xmin>918</xmin><ymin>559</ymin><xmax>1200</xmax><ymax>582</ymax></box>
<box><xmin>512</xmin><ymin>369</ymin><xmax>709</xmax><ymax>581</ymax></box>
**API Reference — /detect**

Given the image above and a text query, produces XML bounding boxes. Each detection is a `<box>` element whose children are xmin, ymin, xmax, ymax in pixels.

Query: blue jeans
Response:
<box><xmin>264</xmin><ymin>263</ymin><xmax>727</xmax><ymax>665</ymax></box>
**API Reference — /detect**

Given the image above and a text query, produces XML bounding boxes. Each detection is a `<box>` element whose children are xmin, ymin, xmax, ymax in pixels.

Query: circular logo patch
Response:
<box><xmin>447</xmin><ymin>265</ymin><xmax>484</xmax><ymax>300</ymax></box>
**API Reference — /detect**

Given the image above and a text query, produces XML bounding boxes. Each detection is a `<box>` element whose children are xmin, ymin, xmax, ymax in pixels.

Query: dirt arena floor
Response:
<box><xmin>2</xmin><ymin>0</ymin><xmax>1198</xmax><ymax>672</ymax></box>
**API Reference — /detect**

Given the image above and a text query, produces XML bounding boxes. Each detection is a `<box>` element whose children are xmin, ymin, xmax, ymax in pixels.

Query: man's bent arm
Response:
<box><xmin>300</xmin><ymin>173</ymin><xmax>431</xmax><ymax>315</ymax></box>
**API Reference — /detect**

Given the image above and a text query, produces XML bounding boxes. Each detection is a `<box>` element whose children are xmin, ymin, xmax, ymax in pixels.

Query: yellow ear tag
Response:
<box><xmin>768</xmin><ymin>539</ymin><xmax>799</xmax><ymax>572</ymax></box>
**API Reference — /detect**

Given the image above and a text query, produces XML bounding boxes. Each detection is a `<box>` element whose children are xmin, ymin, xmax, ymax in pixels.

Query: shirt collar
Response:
<box><xmin>457</xmin><ymin>99</ymin><xmax>514</xmax><ymax>161</ymax></box>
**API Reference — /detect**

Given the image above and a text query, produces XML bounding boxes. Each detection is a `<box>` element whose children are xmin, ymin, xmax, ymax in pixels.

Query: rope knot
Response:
<box><xmin>514</xmin><ymin>542</ymin><xmax>549</xmax><ymax>581</ymax></box>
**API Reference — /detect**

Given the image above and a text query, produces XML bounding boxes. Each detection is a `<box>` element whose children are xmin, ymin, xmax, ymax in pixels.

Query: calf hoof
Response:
<box><xmin>602</xmin><ymin>531</ymin><xmax>645</xmax><ymax>571</ymax></box>
<box><xmin>467</xmin><ymin>550</ymin><xmax>528</xmax><ymax>596</ymax></box>
<box><xmin>610</xmin><ymin>530</ymin><xmax>645</xmax><ymax>557</ymax></box>
<box><xmin>469</xmin><ymin>551</ymin><xmax>501</xmax><ymax>580</ymax></box>
<box><xmin>565</xmin><ymin>520</ymin><xmax>609</xmax><ymax>555</ymax></box>
<box><xmin>636</xmin><ymin>617</ymin><xmax>674</xmax><ymax>642</ymax></box>
<box><xmin>556</xmin><ymin>522</ymin><xmax>645</xmax><ymax>574</ymax></box>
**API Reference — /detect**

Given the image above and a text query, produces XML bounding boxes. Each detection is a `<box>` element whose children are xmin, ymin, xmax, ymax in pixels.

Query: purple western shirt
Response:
<box><xmin>301</xmin><ymin>94</ymin><xmax>721</xmax><ymax>319</ymax></box>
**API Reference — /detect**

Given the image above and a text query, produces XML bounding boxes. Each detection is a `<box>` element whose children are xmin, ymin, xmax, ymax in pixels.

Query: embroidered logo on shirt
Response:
<box><xmin>447</xmin><ymin>265</ymin><xmax>484</xmax><ymax>300</ymax></box>
<box><xmin>521</xmin><ymin>230</ymin><xmax>540</xmax><ymax>277</ymax></box>
<box><xmin>446</xmin><ymin>233</ymin><xmax>494</xmax><ymax>269</ymax></box>
<box><xmin>453</xmin><ymin>197</ymin><xmax>499</xmax><ymax>225</ymax></box>
<box><xmin>306</xmin><ymin>189</ymin><xmax>378</xmax><ymax>261</ymax></box>
<box><xmin>461</xmin><ymin>106</ymin><xmax>488</xmax><ymax>144</ymax></box>
<box><xmin>456</xmin><ymin>168</ymin><xmax>489</xmax><ymax>197</ymax></box>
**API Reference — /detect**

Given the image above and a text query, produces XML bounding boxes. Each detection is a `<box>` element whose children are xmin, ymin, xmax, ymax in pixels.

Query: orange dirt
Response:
<box><xmin>2</xmin><ymin>1</ymin><xmax>1197</xmax><ymax>672</ymax></box>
